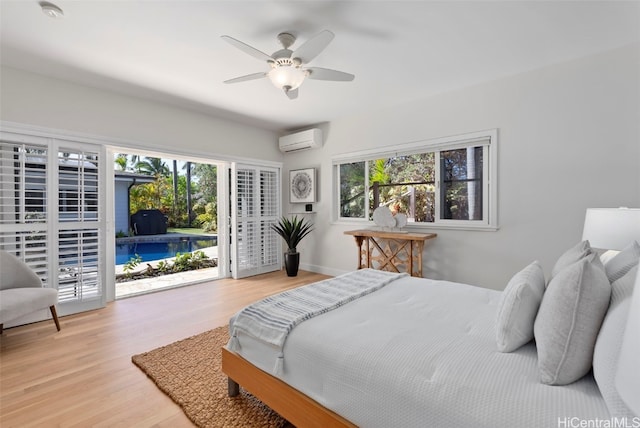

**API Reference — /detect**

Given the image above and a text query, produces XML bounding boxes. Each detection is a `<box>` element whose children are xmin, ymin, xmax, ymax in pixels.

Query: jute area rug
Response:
<box><xmin>132</xmin><ymin>325</ymin><xmax>288</xmax><ymax>428</ymax></box>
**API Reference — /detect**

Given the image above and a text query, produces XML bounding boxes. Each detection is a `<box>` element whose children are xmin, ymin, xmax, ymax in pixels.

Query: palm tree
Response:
<box><xmin>114</xmin><ymin>153</ymin><xmax>128</xmax><ymax>171</ymax></box>
<box><xmin>135</xmin><ymin>157</ymin><xmax>170</xmax><ymax>177</ymax></box>
<box><xmin>172</xmin><ymin>160</ymin><xmax>179</xmax><ymax>218</ymax></box>
<box><xmin>184</xmin><ymin>161</ymin><xmax>193</xmax><ymax>226</ymax></box>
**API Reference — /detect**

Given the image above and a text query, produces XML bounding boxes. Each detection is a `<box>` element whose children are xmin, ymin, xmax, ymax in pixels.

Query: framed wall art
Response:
<box><xmin>290</xmin><ymin>168</ymin><xmax>315</xmax><ymax>203</ymax></box>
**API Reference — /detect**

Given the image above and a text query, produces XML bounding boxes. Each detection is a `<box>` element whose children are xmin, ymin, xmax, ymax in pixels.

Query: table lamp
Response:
<box><xmin>581</xmin><ymin>207</ymin><xmax>640</xmax><ymax>250</ymax></box>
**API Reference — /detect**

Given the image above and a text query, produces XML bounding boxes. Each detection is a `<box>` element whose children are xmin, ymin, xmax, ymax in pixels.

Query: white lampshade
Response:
<box><xmin>268</xmin><ymin>66</ymin><xmax>306</xmax><ymax>90</ymax></box>
<box><xmin>615</xmin><ymin>267</ymin><xmax>640</xmax><ymax>415</ymax></box>
<box><xmin>582</xmin><ymin>208</ymin><xmax>640</xmax><ymax>250</ymax></box>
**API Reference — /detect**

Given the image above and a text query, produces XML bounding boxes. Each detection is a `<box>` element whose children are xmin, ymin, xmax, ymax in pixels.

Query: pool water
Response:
<box><xmin>116</xmin><ymin>237</ymin><xmax>217</xmax><ymax>265</ymax></box>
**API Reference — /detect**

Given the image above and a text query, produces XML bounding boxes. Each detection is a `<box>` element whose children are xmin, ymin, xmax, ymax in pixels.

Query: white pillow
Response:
<box><xmin>604</xmin><ymin>241</ymin><xmax>640</xmax><ymax>283</ymax></box>
<box><xmin>534</xmin><ymin>253</ymin><xmax>611</xmax><ymax>385</ymax></box>
<box><xmin>496</xmin><ymin>261</ymin><xmax>546</xmax><ymax>353</ymax></box>
<box><xmin>550</xmin><ymin>240</ymin><xmax>592</xmax><ymax>281</ymax></box>
<box><xmin>593</xmin><ymin>265</ymin><xmax>637</xmax><ymax>418</ymax></box>
<box><xmin>599</xmin><ymin>250</ymin><xmax>620</xmax><ymax>266</ymax></box>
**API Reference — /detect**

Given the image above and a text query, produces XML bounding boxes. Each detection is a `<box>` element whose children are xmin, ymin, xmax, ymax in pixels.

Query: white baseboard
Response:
<box><xmin>299</xmin><ymin>263</ymin><xmax>349</xmax><ymax>277</ymax></box>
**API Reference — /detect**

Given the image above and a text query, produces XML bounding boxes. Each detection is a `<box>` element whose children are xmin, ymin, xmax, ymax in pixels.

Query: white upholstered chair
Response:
<box><xmin>0</xmin><ymin>250</ymin><xmax>60</xmax><ymax>334</ymax></box>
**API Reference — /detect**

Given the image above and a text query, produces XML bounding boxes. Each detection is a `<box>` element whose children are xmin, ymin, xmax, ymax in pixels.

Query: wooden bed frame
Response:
<box><xmin>222</xmin><ymin>346</ymin><xmax>357</xmax><ymax>428</ymax></box>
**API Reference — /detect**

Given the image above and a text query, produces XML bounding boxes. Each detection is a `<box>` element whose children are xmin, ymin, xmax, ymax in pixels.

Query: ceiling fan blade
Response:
<box><xmin>224</xmin><ymin>72</ymin><xmax>267</xmax><ymax>84</ymax></box>
<box><xmin>285</xmin><ymin>87</ymin><xmax>299</xmax><ymax>100</ymax></box>
<box><xmin>291</xmin><ymin>30</ymin><xmax>334</xmax><ymax>64</ymax></box>
<box><xmin>221</xmin><ymin>35</ymin><xmax>273</xmax><ymax>63</ymax></box>
<box><xmin>306</xmin><ymin>67</ymin><xmax>355</xmax><ymax>82</ymax></box>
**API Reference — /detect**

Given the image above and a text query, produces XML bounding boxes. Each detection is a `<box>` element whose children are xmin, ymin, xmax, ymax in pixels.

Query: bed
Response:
<box><xmin>222</xmin><ymin>243</ymin><xmax>640</xmax><ymax>428</ymax></box>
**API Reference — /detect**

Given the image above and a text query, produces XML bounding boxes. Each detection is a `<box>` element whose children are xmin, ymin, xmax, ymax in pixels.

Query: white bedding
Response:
<box><xmin>230</xmin><ymin>275</ymin><xmax>610</xmax><ymax>428</ymax></box>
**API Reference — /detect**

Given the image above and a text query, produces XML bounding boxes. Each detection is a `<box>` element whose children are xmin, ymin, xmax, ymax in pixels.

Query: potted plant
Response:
<box><xmin>271</xmin><ymin>216</ymin><xmax>314</xmax><ymax>277</ymax></box>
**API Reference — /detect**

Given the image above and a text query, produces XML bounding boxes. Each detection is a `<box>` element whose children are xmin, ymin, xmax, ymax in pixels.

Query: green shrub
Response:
<box><xmin>171</xmin><ymin>250</ymin><xmax>210</xmax><ymax>272</ymax></box>
<box><xmin>195</xmin><ymin>202</ymin><xmax>217</xmax><ymax>232</ymax></box>
<box><xmin>156</xmin><ymin>260</ymin><xmax>171</xmax><ymax>273</ymax></box>
<box><xmin>123</xmin><ymin>254</ymin><xmax>142</xmax><ymax>277</ymax></box>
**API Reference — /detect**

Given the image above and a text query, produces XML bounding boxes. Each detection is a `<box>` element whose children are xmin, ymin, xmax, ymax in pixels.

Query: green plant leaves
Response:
<box><xmin>270</xmin><ymin>216</ymin><xmax>314</xmax><ymax>253</ymax></box>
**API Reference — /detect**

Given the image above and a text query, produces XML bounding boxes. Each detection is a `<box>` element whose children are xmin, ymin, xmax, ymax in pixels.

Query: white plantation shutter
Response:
<box><xmin>0</xmin><ymin>142</ymin><xmax>50</xmax><ymax>284</ymax></box>
<box><xmin>260</xmin><ymin>169</ymin><xmax>280</xmax><ymax>269</ymax></box>
<box><xmin>235</xmin><ymin>167</ymin><xmax>257</xmax><ymax>276</ymax></box>
<box><xmin>56</xmin><ymin>146</ymin><xmax>103</xmax><ymax>306</ymax></box>
<box><xmin>57</xmin><ymin>148</ymin><xmax>100</xmax><ymax>222</ymax></box>
<box><xmin>0</xmin><ymin>142</ymin><xmax>48</xmax><ymax>225</ymax></box>
<box><xmin>231</xmin><ymin>163</ymin><xmax>281</xmax><ymax>279</ymax></box>
<box><xmin>58</xmin><ymin>228</ymin><xmax>101</xmax><ymax>303</ymax></box>
<box><xmin>0</xmin><ymin>135</ymin><xmax>106</xmax><ymax>320</ymax></box>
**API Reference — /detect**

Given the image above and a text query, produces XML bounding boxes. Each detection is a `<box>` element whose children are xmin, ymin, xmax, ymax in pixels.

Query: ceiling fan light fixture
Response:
<box><xmin>222</xmin><ymin>29</ymin><xmax>353</xmax><ymax>99</ymax></box>
<box><xmin>268</xmin><ymin>66</ymin><xmax>306</xmax><ymax>91</ymax></box>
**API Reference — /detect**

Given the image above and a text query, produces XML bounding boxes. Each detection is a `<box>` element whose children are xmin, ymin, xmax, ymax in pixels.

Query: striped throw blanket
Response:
<box><xmin>228</xmin><ymin>268</ymin><xmax>407</xmax><ymax>374</ymax></box>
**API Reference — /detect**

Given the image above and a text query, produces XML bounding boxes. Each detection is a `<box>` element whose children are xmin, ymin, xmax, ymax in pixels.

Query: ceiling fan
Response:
<box><xmin>221</xmin><ymin>30</ymin><xmax>355</xmax><ymax>100</ymax></box>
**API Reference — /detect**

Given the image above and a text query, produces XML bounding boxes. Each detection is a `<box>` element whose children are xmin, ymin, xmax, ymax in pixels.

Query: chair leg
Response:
<box><xmin>50</xmin><ymin>306</ymin><xmax>61</xmax><ymax>331</ymax></box>
<box><xmin>0</xmin><ymin>324</ymin><xmax>3</xmax><ymax>335</ymax></box>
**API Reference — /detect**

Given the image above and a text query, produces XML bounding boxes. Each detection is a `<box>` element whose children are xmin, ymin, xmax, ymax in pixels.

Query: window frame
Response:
<box><xmin>332</xmin><ymin>129</ymin><xmax>498</xmax><ymax>231</ymax></box>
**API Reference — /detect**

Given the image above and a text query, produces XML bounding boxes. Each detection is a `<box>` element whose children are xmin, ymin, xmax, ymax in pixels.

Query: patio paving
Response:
<box><xmin>115</xmin><ymin>245</ymin><xmax>219</xmax><ymax>298</ymax></box>
<box><xmin>115</xmin><ymin>266</ymin><xmax>219</xmax><ymax>298</ymax></box>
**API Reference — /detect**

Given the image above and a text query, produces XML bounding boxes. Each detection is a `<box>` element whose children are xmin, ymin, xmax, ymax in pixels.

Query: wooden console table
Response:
<box><xmin>344</xmin><ymin>229</ymin><xmax>437</xmax><ymax>277</ymax></box>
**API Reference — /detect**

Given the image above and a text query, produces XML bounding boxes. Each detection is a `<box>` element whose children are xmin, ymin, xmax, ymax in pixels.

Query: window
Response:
<box><xmin>333</xmin><ymin>130</ymin><xmax>498</xmax><ymax>230</ymax></box>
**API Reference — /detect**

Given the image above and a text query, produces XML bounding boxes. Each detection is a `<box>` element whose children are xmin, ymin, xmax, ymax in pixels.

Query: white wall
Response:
<box><xmin>0</xmin><ymin>66</ymin><xmax>282</xmax><ymax>162</ymax></box>
<box><xmin>114</xmin><ymin>180</ymin><xmax>130</xmax><ymax>235</ymax></box>
<box><xmin>2</xmin><ymin>43</ymin><xmax>638</xmax><ymax>291</ymax></box>
<box><xmin>285</xmin><ymin>44</ymin><xmax>640</xmax><ymax>290</ymax></box>
<box><xmin>0</xmin><ymin>66</ymin><xmax>284</xmax><ymax>302</ymax></box>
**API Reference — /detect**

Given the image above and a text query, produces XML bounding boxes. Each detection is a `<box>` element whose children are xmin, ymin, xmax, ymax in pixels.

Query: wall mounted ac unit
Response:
<box><xmin>279</xmin><ymin>128</ymin><xmax>323</xmax><ymax>153</ymax></box>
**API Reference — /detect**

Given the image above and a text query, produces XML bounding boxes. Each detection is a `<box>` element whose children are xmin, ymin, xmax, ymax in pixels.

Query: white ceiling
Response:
<box><xmin>1</xmin><ymin>1</ymin><xmax>639</xmax><ymax>132</ymax></box>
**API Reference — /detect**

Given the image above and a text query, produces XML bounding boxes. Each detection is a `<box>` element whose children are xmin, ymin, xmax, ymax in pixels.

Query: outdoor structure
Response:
<box><xmin>130</xmin><ymin>209</ymin><xmax>168</xmax><ymax>235</ymax></box>
<box><xmin>114</xmin><ymin>171</ymin><xmax>155</xmax><ymax>236</ymax></box>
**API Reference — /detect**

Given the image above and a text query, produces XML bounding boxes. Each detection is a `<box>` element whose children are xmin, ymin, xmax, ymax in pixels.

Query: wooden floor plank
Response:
<box><xmin>0</xmin><ymin>270</ymin><xmax>329</xmax><ymax>427</ymax></box>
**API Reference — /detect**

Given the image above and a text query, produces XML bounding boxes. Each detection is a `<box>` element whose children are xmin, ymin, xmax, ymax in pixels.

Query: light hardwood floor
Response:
<box><xmin>0</xmin><ymin>270</ymin><xmax>330</xmax><ymax>427</ymax></box>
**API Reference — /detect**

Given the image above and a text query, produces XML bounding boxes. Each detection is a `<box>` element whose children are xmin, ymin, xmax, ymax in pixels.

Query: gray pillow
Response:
<box><xmin>593</xmin><ymin>265</ymin><xmax>637</xmax><ymax>418</ymax></box>
<box><xmin>496</xmin><ymin>261</ymin><xmax>546</xmax><ymax>353</ymax></box>
<box><xmin>604</xmin><ymin>241</ymin><xmax>640</xmax><ymax>283</ymax></box>
<box><xmin>550</xmin><ymin>240</ymin><xmax>592</xmax><ymax>281</ymax></box>
<box><xmin>534</xmin><ymin>253</ymin><xmax>611</xmax><ymax>385</ymax></box>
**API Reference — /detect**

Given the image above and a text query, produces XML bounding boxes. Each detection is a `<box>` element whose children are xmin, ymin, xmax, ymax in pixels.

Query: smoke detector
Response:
<box><xmin>40</xmin><ymin>2</ymin><xmax>64</xmax><ymax>19</ymax></box>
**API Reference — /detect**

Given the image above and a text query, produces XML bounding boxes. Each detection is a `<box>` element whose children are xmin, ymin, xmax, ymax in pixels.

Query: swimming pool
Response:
<box><xmin>115</xmin><ymin>236</ymin><xmax>217</xmax><ymax>265</ymax></box>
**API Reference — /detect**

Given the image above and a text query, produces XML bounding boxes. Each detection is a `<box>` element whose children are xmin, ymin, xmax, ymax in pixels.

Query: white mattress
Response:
<box><xmin>231</xmin><ymin>275</ymin><xmax>610</xmax><ymax>427</ymax></box>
